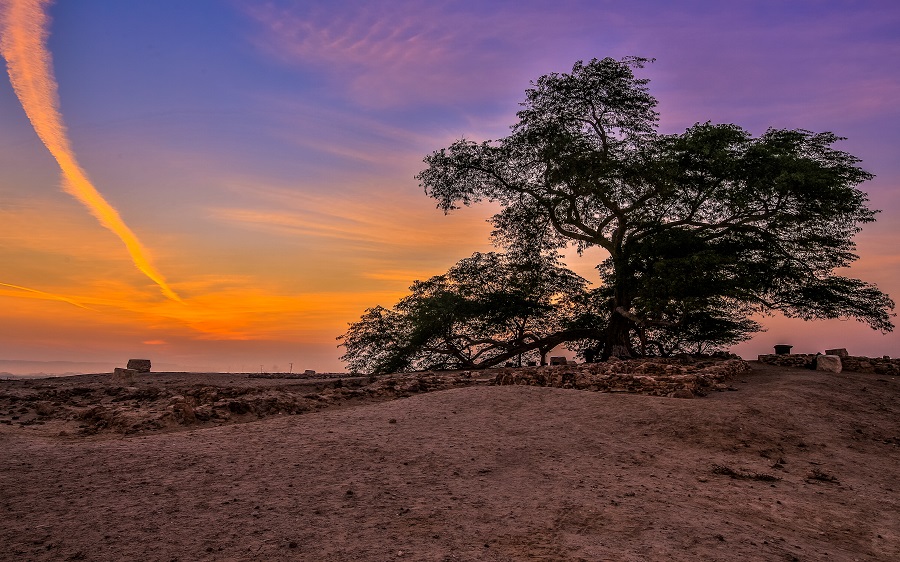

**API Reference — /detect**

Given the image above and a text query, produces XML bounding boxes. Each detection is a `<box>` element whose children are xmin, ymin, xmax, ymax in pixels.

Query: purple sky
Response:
<box><xmin>1</xmin><ymin>0</ymin><xmax>898</xmax><ymax>373</ymax></box>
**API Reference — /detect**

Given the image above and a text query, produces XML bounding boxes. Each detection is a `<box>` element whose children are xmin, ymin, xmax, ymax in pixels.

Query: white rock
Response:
<box><xmin>816</xmin><ymin>355</ymin><xmax>842</xmax><ymax>373</ymax></box>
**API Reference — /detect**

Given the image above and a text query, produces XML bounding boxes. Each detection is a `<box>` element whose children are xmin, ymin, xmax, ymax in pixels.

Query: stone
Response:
<box><xmin>113</xmin><ymin>367</ymin><xmax>137</xmax><ymax>384</ymax></box>
<box><xmin>671</xmin><ymin>389</ymin><xmax>694</xmax><ymax>399</ymax></box>
<box><xmin>825</xmin><ymin>348</ymin><xmax>849</xmax><ymax>358</ymax></box>
<box><xmin>34</xmin><ymin>401</ymin><xmax>56</xmax><ymax>416</ymax></box>
<box><xmin>169</xmin><ymin>398</ymin><xmax>196</xmax><ymax>424</ymax></box>
<box><xmin>126</xmin><ymin>359</ymin><xmax>151</xmax><ymax>373</ymax></box>
<box><xmin>549</xmin><ymin>356</ymin><xmax>568</xmax><ymax>366</ymax></box>
<box><xmin>816</xmin><ymin>355</ymin><xmax>842</xmax><ymax>373</ymax></box>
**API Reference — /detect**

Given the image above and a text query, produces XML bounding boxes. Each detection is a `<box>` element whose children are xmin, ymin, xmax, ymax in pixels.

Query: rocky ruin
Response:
<box><xmin>126</xmin><ymin>359</ymin><xmax>151</xmax><ymax>373</ymax></box>
<box><xmin>758</xmin><ymin>353</ymin><xmax>899</xmax><ymax>375</ymax></box>
<box><xmin>0</xmin><ymin>357</ymin><xmax>750</xmax><ymax>436</ymax></box>
<box><xmin>494</xmin><ymin>357</ymin><xmax>749</xmax><ymax>397</ymax></box>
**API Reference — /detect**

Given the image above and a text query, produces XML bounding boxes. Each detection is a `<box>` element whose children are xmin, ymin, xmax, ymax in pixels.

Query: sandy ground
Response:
<box><xmin>1</xmin><ymin>361</ymin><xmax>898</xmax><ymax>561</ymax></box>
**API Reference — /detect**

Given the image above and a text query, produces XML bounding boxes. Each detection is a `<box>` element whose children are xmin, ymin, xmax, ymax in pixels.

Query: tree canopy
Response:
<box><xmin>339</xmin><ymin>57</ymin><xmax>893</xmax><ymax>372</ymax></box>
<box><xmin>412</xmin><ymin>56</ymin><xmax>893</xmax><ymax>360</ymax></box>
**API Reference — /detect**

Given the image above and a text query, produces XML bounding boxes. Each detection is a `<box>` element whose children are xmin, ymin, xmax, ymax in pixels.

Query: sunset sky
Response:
<box><xmin>1</xmin><ymin>0</ymin><xmax>898</xmax><ymax>374</ymax></box>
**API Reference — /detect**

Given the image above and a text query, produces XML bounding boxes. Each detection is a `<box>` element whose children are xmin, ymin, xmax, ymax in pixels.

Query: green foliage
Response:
<box><xmin>417</xmin><ymin>56</ymin><xmax>893</xmax><ymax>358</ymax></box>
<box><xmin>338</xmin><ymin>251</ymin><xmax>589</xmax><ymax>374</ymax></box>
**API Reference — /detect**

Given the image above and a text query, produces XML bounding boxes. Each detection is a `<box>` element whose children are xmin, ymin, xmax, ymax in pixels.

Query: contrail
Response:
<box><xmin>0</xmin><ymin>281</ymin><xmax>91</xmax><ymax>309</ymax></box>
<box><xmin>0</xmin><ymin>0</ymin><xmax>181</xmax><ymax>302</ymax></box>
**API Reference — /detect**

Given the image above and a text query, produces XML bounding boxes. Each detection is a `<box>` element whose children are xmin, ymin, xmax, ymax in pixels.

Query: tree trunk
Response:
<box><xmin>601</xmin><ymin>271</ymin><xmax>635</xmax><ymax>360</ymax></box>
<box><xmin>600</xmin><ymin>255</ymin><xmax>638</xmax><ymax>360</ymax></box>
<box><xmin>601</xmin><ymin>310</ymin><xmax>633</xmax><ymax>360</ymax></box>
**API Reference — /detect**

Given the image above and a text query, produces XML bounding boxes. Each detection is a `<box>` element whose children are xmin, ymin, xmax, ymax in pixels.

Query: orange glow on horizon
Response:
<box><xmin>0</xmin><ymin>0</ymin><xmax>181</xmax><ymax>302</ymax></box>
<box><xmin>0</xmin><ymin>270</ymin><xmax>411</xmax><ymax>346</ymax></box>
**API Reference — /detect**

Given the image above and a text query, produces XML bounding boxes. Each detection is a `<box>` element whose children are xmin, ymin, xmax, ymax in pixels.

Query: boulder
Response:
<box><xmin>816</xmin><ymin>355</ymin><xmax>842</xmax><ymax>373</ymax></box>
<box><xmin>126</xmin><ymin>359</ymin><xmax>151</xmax><ymax>373</ymax></box>
<box><xmin>113</xmin><ymin>367</ymin><xmax>136</xmax><ymax>384</ymax></box>
<box><xmin>549</xmin><ymin>356</ymin><xmax>568</xmax><ymax>366</ymax></box>
<box><xmin>824</xmin><ymin>348</ymin><xmax>849</xmax><ymax>358</ymax></box>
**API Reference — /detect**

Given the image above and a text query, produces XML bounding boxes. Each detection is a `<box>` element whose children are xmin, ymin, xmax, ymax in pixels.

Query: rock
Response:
<box><xmin>228</xmin><ymin>400</ymin><xmax>251</xmax><ymax>415</ymax></box>
<box><xmin>825</xmin><ymin>348</ymin><xmax>849</xmax><ymax>358</ymax></box>
<box><xmin>549</xmin><ymin>356</ymin><xmax>568</xmax><ymax>366</ymax></box>
<box><xmin>170</xmin><ymin>398</ymin><xmax>196</xmax><ymax>424</ymax></box>
<box><xmin>34</xmin><ymin>401</ymin><xmax>56</xmax><ymax>416</ymax></box>
<box><xmin>126</xmin><ymin>359</ymin><xmax>151</xmax><ymax>373</ymax></box>
<box><xmin>671</xmin><ymin>389</ymin><xmax>694</xmax><ymax>399</ymax></box>
<box><xmin>113</xmin><ymin>368</ymin><xmax>136</xmax><ymax>384</ymax></box>
<box><xmin>816</xmin><ymin>355</ymin><xmax>842</xmax><ymax>373</ymax></box>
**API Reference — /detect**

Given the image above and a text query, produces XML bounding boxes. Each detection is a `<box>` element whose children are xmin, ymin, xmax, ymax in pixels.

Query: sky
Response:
<box><xmin>0</xmin><ymin>0</ymin><xmax>898</xmax><ymax>374</ymax></box>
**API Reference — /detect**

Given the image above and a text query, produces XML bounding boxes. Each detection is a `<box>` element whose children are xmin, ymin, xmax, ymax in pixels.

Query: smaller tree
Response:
<box><xmin>338</xmin><ymin>251</ymin><xmax>589</xmax><ymax>373</ymax></box>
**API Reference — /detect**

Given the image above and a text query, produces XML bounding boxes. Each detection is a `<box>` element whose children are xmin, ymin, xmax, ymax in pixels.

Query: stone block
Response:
<box><xmin>825</xmin><ymin>348</ymin><xmax>849</xmax><ymax>358</ymax></box>
<box><xmin>113</xmin><ymin>367</ymin><xmax>137</xmax><ymax>383</ymax></box>
<box><xmin>126</xmin><ymin>359</ymin><xmax>151</xmax><ymax>373</ymax></box>
<box><xmin>816</xmin><ymin>355</ymin><xmax>842</xmax><ymax>373</ymax></box>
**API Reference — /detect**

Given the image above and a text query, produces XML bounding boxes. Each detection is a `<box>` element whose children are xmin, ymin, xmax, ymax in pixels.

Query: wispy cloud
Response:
<box><xmin>242</xmin><ymin>0</ymin><xmax>590</xmax><ymax>108</ymax></box>
<box><xmin>0</xmin><ymin>281</ymin><xmax>90</xmax><ymax>309</ymax></box>
<box><xmin>0</xmin><ymin>0</ymin><xmax>180</xmax><ymax>301</ymax></box>
<box><xmin>209</xmin><ymin>180</ymin><xmax>494</xmax><ymax>252</ymax></box>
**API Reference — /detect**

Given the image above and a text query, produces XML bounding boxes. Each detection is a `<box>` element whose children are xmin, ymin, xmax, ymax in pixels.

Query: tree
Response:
<box><xmin>338</xmin><ymin>251</ymin><xmax>590</xmax><ymax>373</ymax></box>
<box><xmin>417</xmin><ymin>56</ymin><xmax>894</xmax><ymax>359</ymax></box>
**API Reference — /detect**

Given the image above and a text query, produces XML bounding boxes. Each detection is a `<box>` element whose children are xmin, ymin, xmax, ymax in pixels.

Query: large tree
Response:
<box><xmin>338</xmin><ymin>251</ymin><xmax>591</xmax><ymax>373</ymax></box>
<box><xmin>417</xmin><ymin>57</ymin><xmax>894</xmax><ymax>359</ymax></box>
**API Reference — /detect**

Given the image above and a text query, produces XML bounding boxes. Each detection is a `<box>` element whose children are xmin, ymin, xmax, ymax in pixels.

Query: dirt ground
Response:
<box><xmin>1</xmin><ymin>361</ymin><xmax>898</xmax><ymax>561</ymax></box>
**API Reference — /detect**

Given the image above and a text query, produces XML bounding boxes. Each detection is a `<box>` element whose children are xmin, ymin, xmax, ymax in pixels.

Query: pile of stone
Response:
<box><xmin>493</xmin><ymin>357</ymin><xmax>750</xmax><ymax>398</ymax></box>
<box><xmin>111</xmin><ymin>359</ymin><xmax>151</xmax><ymax>383</ymax></box>
<box><xmin>840</xmin><ymin>356</ymin><xmax>899</xmax><ymax>375</ymax></box>
<box><xmin>757</xmin><ymin>353</ymin><xmax>819</xmax><ymax>369</ymax></box>
<box><xmin>758</xmin><ymin>350</ymin><xmax>899</xmax><ymax>376</ymax></box>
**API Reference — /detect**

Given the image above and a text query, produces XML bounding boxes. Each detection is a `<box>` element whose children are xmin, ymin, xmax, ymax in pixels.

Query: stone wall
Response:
<box><xmin>493</xmin><ymin>358</ymin><xmax>750</xmax><ymax>398</ymax></box>
<box><xmin>758</xmin><ymin>354</ymin><xmax>899</xmax><ymax>376</ymax></box>
<box><xmin>757</xmin><ymin>354</ymin><xmax>818</xmax><ymax>369</ymax></box>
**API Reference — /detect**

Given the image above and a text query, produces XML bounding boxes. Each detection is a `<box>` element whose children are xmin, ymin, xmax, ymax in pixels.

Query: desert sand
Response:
<box><xmin>1</xmin><ymin>361</ymin><xmax>898</xmax><ymax>561</ymax></box>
